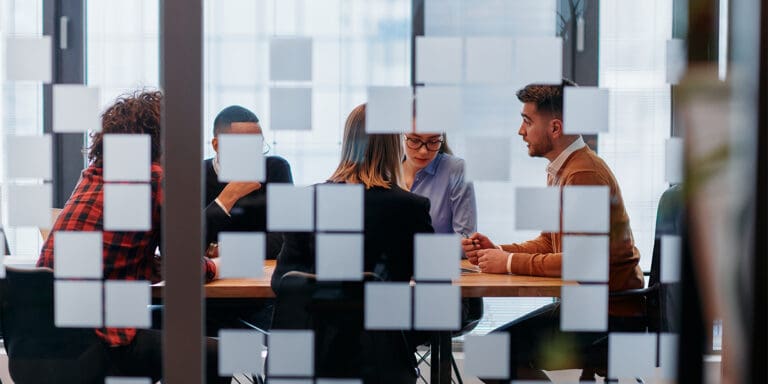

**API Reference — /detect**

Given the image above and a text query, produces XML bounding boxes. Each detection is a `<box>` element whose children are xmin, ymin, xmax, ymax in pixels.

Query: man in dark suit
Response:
<box><xmin>204</xmin><ymin>105</ymin><xmax>293</xmax><ymax>258</ymax></box>
<box><xmin>204</xmin><ymin>105</ymin><xmax>293</xmax><ymax>334</ymax></box>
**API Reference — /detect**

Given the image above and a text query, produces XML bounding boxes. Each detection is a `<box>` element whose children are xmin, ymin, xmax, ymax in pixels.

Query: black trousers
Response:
<box><xmin>102</xmin><ymin>329</ymin><xmax>231</xmax><ymax>384</ymax></box>
<box><xmin>483</xmin><ymin>302</ymin><xmax>645</xmax><ymax>382</ymax></box>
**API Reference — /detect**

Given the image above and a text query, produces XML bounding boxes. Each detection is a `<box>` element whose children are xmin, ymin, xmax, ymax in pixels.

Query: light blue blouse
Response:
<box><xmin>410</xmin><ymin>153</ymin><xmax>477</xmax><ymax>235</ymax></box>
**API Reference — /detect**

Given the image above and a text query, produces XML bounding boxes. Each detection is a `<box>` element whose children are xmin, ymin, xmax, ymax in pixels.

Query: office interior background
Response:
<box><xmin>0</xmin><ymin>0</ymin><xmax>765</xmax><ymax>383</ymax></box>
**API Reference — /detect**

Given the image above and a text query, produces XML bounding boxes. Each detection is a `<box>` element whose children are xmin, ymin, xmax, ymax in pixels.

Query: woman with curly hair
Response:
<box><xmin>38</xmin><ymin>90</ymin><xmax>229</xmax><ymax>383</ymax></box>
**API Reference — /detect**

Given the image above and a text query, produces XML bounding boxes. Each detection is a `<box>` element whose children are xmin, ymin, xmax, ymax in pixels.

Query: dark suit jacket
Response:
<box><xmin>270</xmin><ymin>183</ymin><xmax>434</xmax><ymax>383</ymax></box>
<box><xmin>204</xmin><ymin>156</ymin><xmax>293</xmax><ymax>258</ymax></box>
<box><xmin>272</xmin><ymin>183</ymin><xmax>434</xmax><ymax>289</ymax></box>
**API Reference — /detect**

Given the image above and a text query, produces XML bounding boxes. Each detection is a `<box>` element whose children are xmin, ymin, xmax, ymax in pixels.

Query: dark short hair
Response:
<box><xmin>88</xmin><ymin>90</ymin><xmax>163</xmax><ymax>166</ymax></box>
<box><xmin>213</xmin><ymin>105</ymin><xmax>259</xmax><ymax>136</ymax></box>
<box><xmin>516</xmin><ymin>78</ymin><xmax>578</xmax><ymax>119</ymax></box>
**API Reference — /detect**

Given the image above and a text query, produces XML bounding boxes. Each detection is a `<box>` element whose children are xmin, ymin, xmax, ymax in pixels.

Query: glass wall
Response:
<box><xmin>1</xmin><ymin>0</ymin><xmax>762</xmax><ymax>382</ymax></box>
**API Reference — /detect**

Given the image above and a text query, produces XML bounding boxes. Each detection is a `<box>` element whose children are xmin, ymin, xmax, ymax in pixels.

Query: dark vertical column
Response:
<box><xmin>676</xmin><ymin>1</ymin><xmax>718</xmax><ymax>382</ymax></box>
<box><xmin>411</xmin><ymin>0</ymin><xmax>424</xmax><ymax>87</ymax></box>
<box><xmin>161</xmin><ymin>0</ymin><xmax>204</xmax><ymax>382</ymax></box>
<box><xmin>43</xmin><ymin>0</ymin><xmax>86</xmax><ymax>207</ymax></box>
<box><xmin>750</xmin><ymin>0</ymin><xmax>768</xmax><ymax>381</ymax></box>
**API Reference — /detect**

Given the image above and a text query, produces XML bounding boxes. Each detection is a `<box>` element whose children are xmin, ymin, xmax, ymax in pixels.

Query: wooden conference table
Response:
<box><xmin>152</xmin><ymin>260</ymin><xmax>576</xmax><ymax>383</ymax></box>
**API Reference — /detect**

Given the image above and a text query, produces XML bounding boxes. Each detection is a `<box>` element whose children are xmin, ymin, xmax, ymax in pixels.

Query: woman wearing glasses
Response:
<box><xmin>402</xmin><ymin>133</ymin><xmax>477</xmax><ymax>237</ymax></box>
<box><xmin>403</xmin><ymin>132</ymin><xmax>482</xmax><ymax>337</ymax></box>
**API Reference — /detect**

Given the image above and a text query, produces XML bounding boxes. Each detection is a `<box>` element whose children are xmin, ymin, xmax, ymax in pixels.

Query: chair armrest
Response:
<box><xmin>609</xmin><ymin>284</ymin><xmax>659</xmax><ymax>298</ymax></box>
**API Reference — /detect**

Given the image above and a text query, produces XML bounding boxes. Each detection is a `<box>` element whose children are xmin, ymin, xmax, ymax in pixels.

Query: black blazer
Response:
<box><xmin>272</xmin><ymin>183</ymin><xmax>434</xmax><ymax>290</ymax></box>
<box><xmin>270</xmin><ymin>183</ymin><xmax>434</xmax><ymax>383</ymax></box>
<box><xmin>204</xmin><ymin>156</ymin><xmax>293</xmax><ymax>258</ymax></box>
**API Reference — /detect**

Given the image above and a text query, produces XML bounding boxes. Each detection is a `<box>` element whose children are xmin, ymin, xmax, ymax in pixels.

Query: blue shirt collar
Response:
<box><xmin>420</xmin><ymin>152</ymin><xmax>444</xmax><ymax>176</ymax></box>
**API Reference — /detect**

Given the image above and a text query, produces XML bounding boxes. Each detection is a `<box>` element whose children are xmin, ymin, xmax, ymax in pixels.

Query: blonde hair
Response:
<box><xmin>328</xmin><ymin>103</ymin><xmax>404</xmax><ymax>189</ymax></box>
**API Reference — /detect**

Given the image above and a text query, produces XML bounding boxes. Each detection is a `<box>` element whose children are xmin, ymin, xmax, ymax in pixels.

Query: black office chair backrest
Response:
<box><xmin>647</xmin><ymin>184</ymin><xmax>684</xmax><ymax>332</ymax></box>
<box><xmin>0</xmin><ymin>266</ymin><xmax>106</xmax><ymax>384</ymax></box>
<box><xmin>270</xmin><ymin>271</ymin><xmax>418</xmax><ymax>383</ymax></box>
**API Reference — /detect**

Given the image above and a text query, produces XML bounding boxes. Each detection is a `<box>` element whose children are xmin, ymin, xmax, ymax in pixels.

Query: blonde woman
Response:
<box><xmin>272</xmin><ymin>103</ymin><xmax>433</xmax><ymax>383</ymax></box>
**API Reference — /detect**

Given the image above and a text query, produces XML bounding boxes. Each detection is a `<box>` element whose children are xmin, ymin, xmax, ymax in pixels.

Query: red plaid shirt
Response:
<box><xmin>38</xmin><ymin>163</ymin><xmax>217</xmax><ymax>346</ymax></box>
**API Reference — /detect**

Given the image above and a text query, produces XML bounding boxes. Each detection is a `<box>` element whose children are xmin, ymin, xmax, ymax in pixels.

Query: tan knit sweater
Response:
<box><xmin>501</xmin><ymin>147</ymin><xmax>644</xmax><ymax>316</ymax></box>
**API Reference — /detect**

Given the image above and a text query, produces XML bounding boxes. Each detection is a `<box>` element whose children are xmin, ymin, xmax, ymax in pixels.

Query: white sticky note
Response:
<box><xmin>217</xmin><ymin>133</ymin><xmax>266</xmax><ymax>182</ymax></box>
<box><xmin>414</xmin><ymin>233</ymin><xmax>460</xmax><ymax>281</ymax></box>
<box><xmin>6</xmin><ymin>135</ymin><xmax>52</xmax><ymax>180</ymax></box>
<box><xmin>219</xmin><ymin>329</ymin><xmax>265</xmax><ymax>376</ymax></box>
<box><xmin>104</xmin><ymin>184</ymin><xmax>152</xmax><ymax>231</ymax></box>
<box><xmin>415</xmin><ymin>86</ymin><xmax>462</xmax><ymax>134</ymax></box>
<box><xmin>54</xmin><ymin>231</ymin><xmax>103</xmax><ymax>279</ymax></box>
<box><xmin>464</xmin><ymin>333</ymin><xmax>510</xmax><ymax>379</ymax></box>
<box><xmin>561</xmin><ymin>285</ymin><xmax>607</xmax><ymax>331</ymax></box>
<box><xmin>514</xmin><ymin>37</ymin><xmax>562</xmax><ymax>86</ymax></box>
<box><xmin>562</xmin><ymin>235</ymin><xmax>609</xmax><ymax>282</ymax></box>
<box><xmin>666</xmin><ymin>39</ymin><xmax>686</xmax><ymax>85</ymax></box>
<box><xmin>515</xmin><ymin>187</ymin><xmax>559</xmax><ymax>232</ymax></box>
<box><xmin>55</xmin><ymin>280</ymin><xmax>102</xmax><ymax>328</ymax></box>
<box><xmin>414</xmin><ymin>284</ymin><xmax>460</xmax><ymax>330</ymax></box>
<box><xmin>105</xmin><ymin>378</ymin><xmax>152</xmax><ymax>384</ymax></box>
<box><xmin>104</xmin><ymin>134</ymin><xmax>151</xmax><ymax>182</ymax></box>
<box><xmin>366</xmin><ymin>86</ymin><xmax>411</xmax><ymax>133</ymax></box>
<box><xmin>665</xmin><ymin>137</ymin><xmax>683</xmax><ymax>184</ymax></box>
<box><xmin>465</xmin><ymin>37</ymin><xmax>514</xmax><ymax>84</ymax></box>
<box><xmin>270</xmin><ymin>87</ymin><xmax>312</xmax><ymax>131</ymax></box>
<box><xmin>5</xmin><ymin>36</ymin><xmax>52</xmax><ymax>82</ymax></box>
<box><xmin>465</xmin><ymin>136</ymin><xmax>511</xmax><ymax>181</ymax></box>
<box><xmin>563</xmin><ymin>87</ymin><xmax>609</xmax><ymax>134</ymax></box>
<box><xmin>416</xmin><ymin>36</ymin><xmax>462</xmax><ymax>84</ymax></box>
<box><xmin>53</xmin><ymin>84</ymin><xmax>101</xmax><ymax>133</ymax></box>
<box><xmin>267</xmin><ymin>185</ymin><xmax>314</xmax><ymax>231</ymax></box>
<box><xmin>562</xmin><ymin>186</ymin><xmax>610</xmax><ymax>233</ymax></box>
<box><xmin>270</xmin><ymin>37</ymin><xmax>313</xmax><ymax>81</ymax></box>
<box><xmin>316</xmin><ymin>184</ymin><xmax>363</xmax><ymax>231</ymax></box>
<box><xmin>268</xmin><ymin>330</ymin><xmax>314</xmax><ymax>377</ymax></box>
<box><xmin>218</xmin><ymin>232</ymin><xmax>265</xmax><ymax>279</ymax></box>
<box><xmin>661</xmin><ymin>235</ymin><xmax>681</xmax><ymax>283</ymax></box>
<box><xmin>105</xmin><ymin>280</ymin><xmax>150</xmax><ymax>328</ymax></box>
<box><xmin>8</xmin><ymin>184</ymin><xmax>52</xmax><ymax>227</ymax></box>
<box><xmin>608</xmin><ymin>333</ymin><xmax>656</xmax><ymax>380</ymax></box>
<box><xmin>365</xmin><ymin>282</ymin><xmax>411</xmax><ymax>330</ymax></box>
<box><xmin>316</xmin><ymin>234</ymin><xmax>363</xmax><ymax>281</ymax></box>
<box><xmin>659</xmin><ymin>333</ymin><xmax>678</xmax><ymax>380</ymax></box>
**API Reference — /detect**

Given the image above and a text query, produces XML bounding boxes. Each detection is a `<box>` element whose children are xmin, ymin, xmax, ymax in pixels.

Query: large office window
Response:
<box><xmin>599</xmin><ymin>0</ymin><xmax>673</xmax><ymax>271</ymax></box>
<box><xmin>0</xmin><ymin>0</ymin><xmax>44</xmax><ymax>257</ymax></box>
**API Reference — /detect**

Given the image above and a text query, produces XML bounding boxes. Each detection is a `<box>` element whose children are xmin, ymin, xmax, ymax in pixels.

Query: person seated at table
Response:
<box><xmin>203</xmin><ymin>105</ymin><xmax>294</xmax><ymax>335</ymax></box>
<box><xmin>37</xmin><ymin>90</ymin><xmax>229</xmax><ymax>383</ymax></box>
<box><xmin>272</xmin><ymin>103</ymin><xmax>434</xmax><ymax>383</ymax></box>
<box><xmin>462</xmin><ymin>81</ymin><xmax>644</xmax><ymax>380</ymax></box>
<box><xmin>402</xmin><ymin>130</ymin><xmax>483</xmax><ymax>333</ymax></box>
<box><xmin>204</xmin><ymin>105</ymin><xmax>293</xmax><ymax>257</ymax></box>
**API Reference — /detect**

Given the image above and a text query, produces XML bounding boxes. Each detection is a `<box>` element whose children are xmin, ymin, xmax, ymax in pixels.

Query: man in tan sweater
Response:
<box><xmin>462</xmin><ymin>81</ymin><xmax>644</xmax><ymax>380</ymax></box>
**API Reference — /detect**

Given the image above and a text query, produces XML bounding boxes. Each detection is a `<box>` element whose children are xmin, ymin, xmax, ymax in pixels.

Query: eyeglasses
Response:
<box><xmin>405</xmin><ymin>137</ymin><xmax>443</xmax><ymax>151</ymax></box>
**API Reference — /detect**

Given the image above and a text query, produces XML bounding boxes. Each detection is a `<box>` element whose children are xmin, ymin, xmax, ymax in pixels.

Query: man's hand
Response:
<box><xmin>477</xmin><ymin>249</ymin><xmax>509</xmax><ymax>274</ymax></box>
<box><xmin>461</xmin><ymin>232</ymin><xmax>496</xmax><ymax>264</ymax></box>
<box><xmin>216</xmin><ymin>181</ymin><xmax>262</xmax><ymax>212</ymax></box>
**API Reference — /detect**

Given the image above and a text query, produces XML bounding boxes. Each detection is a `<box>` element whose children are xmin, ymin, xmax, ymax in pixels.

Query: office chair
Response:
<box><xmin>609</xmin><ymin>184</ymin><xmax>683</xmax><ymax>333</ymax></box>
<box><xmin>583</xmin><ymin>185</ymin><xmax>683</xmax><ymax>377</ymax></box>
<box><xmin>0</xmin><ymin>266</ymin><xmax>106</xmax><ymax>384</ymax></box>
<box><xmin>266</xmin><ymin>271</ymin><xmax>419</xmax><ymax>383</ymax></box>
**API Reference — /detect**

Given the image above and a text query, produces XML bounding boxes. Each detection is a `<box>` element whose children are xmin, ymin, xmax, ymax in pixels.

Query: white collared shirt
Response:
<box><xmin>546</xmin><ymin>136</ymin><xmax>586</xmax><ymax>180</ymax></box>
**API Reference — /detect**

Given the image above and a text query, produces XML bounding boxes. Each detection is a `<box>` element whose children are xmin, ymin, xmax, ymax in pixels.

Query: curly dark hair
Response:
<box><xmin>87</xmin><ymin>90</ymin><xmax>163</xmax><ymax>166</ymax></box>
<box><xmin>516</xmin><ymin>78</ymin><xmax>577</xmax><ymax>119</ymax></box>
